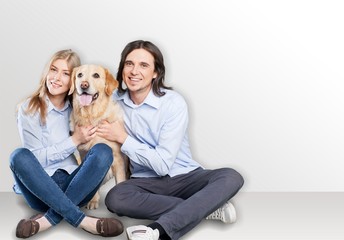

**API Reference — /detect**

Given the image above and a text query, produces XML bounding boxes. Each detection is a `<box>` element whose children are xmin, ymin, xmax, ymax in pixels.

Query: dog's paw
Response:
<box><xmin>86</xmin><ymin>200</ymin><xmax>99</xmax><ymax>210</ymax></box>
<box><xmin>85</xmin><ymin>191</ymin><xmax>100</xmax><ymax>210</ymax></box>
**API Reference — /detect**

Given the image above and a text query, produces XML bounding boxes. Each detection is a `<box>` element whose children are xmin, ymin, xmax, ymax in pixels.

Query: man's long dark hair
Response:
<box><xmin>116</xmin><ymin>40</ymin><xmax>172</xmax><ymax>96</ymax></box>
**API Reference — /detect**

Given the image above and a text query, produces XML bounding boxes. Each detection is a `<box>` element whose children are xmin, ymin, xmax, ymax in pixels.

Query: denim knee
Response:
<box><xmin>9</xmin><ymin>148</ymin><xmax>31</xmax><ymax>170</ymax></box>
<box><xmin>89</xmin><ymin>143</ymin><xmax>113</xmax><ymax>167</ymax></box>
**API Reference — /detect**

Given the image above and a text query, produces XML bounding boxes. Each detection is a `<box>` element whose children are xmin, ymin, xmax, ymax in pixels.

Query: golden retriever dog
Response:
<box><xmin>69</xmin><ymin>64</ymin><xmax>128</xmax><ymax>209</ymax></box>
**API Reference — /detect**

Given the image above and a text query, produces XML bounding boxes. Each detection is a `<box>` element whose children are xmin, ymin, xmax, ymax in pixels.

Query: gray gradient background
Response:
<box><xmin>1</xmin><ymin>0</ymin><xmax>344</xmax><ymax>239</ymax></box>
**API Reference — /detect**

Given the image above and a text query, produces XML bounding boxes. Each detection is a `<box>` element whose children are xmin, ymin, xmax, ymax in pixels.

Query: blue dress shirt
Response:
<box><xmin>114</xmin><ymin>89</ymin><xmax>202</xmax><ymax>178</ymax></box>
<box><xmin>16</xmin><ymin>97</ymin><xmax>78</xmax><ymax>176</ymax></box>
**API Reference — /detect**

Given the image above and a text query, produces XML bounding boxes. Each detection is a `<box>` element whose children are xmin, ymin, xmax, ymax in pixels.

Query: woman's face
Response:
<box><xmin>46</xmin><ymin>59</ymin><xmax>71</xmax><ymax>97</ymax></box>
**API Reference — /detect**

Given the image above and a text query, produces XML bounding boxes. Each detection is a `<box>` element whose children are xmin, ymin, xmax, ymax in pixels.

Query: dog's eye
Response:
<box><xmin>93</xmin><ymin>73</ymin><xmax>100</xmax><ymax>78</ymax></box>
<box><xmin>77</xmin><ymin>73</ymin><xmax>83</xmax><ymax>78</ymax></box>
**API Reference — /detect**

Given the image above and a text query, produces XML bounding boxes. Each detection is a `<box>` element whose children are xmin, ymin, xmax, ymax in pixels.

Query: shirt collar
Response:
<box><xmin>46</xmin><ymin>96</ymin><xmax>71</xmax><ymax>113</ymax></box>
<box><xmin>117</xmin><ymin>89</ymin><xmax>161</xmax><ymax>109</ymax></box>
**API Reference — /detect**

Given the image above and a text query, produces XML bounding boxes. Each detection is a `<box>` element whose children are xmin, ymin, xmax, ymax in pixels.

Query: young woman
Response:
<box><xmin>9</xmin><ymin>49</ymin><xmax>123</xmax><ymax>238</ymax></box>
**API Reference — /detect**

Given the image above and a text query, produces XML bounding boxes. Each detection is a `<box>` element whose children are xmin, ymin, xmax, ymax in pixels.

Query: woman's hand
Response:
<box><xmin>71</xmin><ymin>124</ymin><xmax>97</xmax><ymax>146</ymax></box>
<box><xmin>97</xmin><ymin>120</ymin><xmax>128</xmax><ymax>144</ymax></box>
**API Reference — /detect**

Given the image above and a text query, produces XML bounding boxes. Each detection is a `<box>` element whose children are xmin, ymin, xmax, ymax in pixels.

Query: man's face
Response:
<box><xmin>122</xmin><ymin>48</ymin><xmax>157</xmax><ymax>99</ymax></box>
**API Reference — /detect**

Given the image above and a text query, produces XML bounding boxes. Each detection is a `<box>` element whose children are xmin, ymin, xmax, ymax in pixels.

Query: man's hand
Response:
<box><xmin>97</xmin><ymin>120</ymin><xmax>128</xmax><ymax>144</ymax></box>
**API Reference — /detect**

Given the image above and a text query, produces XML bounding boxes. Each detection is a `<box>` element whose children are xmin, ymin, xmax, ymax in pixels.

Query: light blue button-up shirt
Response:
<box><xmin>114</xmin><ymin>89</ymin><xmax>202</xmax><ymax>178</ymax></box>
<box><xmin>16</xmin><ymin>97</ymin><xmax>78</xmax><ymax>179</ymax></box>
<box><xmin>13</xmin><ymin>97</ymin><xmax>78</xmax><ymax>193</ymax></box>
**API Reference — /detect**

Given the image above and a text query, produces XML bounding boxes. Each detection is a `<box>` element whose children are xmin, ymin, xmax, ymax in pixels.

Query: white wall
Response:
<box><xmin>1</xmin><ymin>0</ymin><xmax>344</xmax><ymax>192</ymax></box>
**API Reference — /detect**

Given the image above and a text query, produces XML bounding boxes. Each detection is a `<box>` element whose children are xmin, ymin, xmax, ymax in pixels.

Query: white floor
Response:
<box><xmin>1</xmin><ymin>191</ymin><xmax>343</xmax><ymax>240</ymax></box>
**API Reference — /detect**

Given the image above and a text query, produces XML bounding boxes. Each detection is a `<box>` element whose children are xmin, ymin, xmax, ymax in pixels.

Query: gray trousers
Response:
<box><xmin>105</xmin><ymin>167</ymin><xmax>244</xmax><ymax>240</ymax></box>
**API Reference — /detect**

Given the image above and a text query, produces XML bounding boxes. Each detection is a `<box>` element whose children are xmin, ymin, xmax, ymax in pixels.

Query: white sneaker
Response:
<box><xmin>206</xmin><ymin>201</ymin><xmax>237</xmax><ymax>223</ymax></box>
<box><xmin>126</xmin><ymin>225</ymin><xmax>160</xmax><ymax>240</ymax></box>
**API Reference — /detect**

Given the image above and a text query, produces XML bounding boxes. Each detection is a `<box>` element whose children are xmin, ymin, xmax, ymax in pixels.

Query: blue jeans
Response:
<box><xmin>10</xmin><ymin>143</ymin><xmax>113</xmax><ymax>227</ymax></box>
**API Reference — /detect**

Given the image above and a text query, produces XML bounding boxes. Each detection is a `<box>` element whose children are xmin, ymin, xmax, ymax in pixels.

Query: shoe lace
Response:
<box><xmin>207</xmin><ymin>207</ymin><xmax>225</xmax><ymax>221</ymax></box>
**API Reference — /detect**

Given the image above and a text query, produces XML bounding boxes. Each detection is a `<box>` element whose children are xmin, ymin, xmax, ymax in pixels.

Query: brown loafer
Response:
<box><xmin>84</xmin><ymin>217</ymin><xmax>124</xmax><ymax>237</ymax></box>
<box><xmin>16</xmin><ymin>213</ymin><xmax>43</xmax><ymax>238</ymax></box>
<box><xmin>16</xmin><ymin>219</ymin><xmax>40</xmax><ymax>239</ymax></box>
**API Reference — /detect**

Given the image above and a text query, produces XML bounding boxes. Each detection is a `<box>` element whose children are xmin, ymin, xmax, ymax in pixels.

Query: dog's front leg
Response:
<box><xmin>86</xmin><ymin>191</ymin><xmax>100</xmax><ymax>210</ymax></box>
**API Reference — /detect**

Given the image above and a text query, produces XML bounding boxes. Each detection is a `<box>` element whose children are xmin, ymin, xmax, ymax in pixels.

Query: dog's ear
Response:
<box><xmin>105</xmin><ymin>68</ymin><xmax>119</xmax><ymax>96</ymax></box>
<box><xmin>68</xmin><ymin>67</ymin><xmax>78</xmax><ymax>95</ymax></box>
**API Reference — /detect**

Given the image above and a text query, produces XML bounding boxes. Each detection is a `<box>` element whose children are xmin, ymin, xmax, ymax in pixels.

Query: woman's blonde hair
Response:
<box><xmin>25</xmin><ymin>49</ymin><xmax>81</xmax><ymax>125</ymax></box>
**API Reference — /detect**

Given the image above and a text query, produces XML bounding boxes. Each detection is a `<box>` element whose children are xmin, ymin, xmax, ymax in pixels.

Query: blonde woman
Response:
<box><xmin>9</xmin><ymin>49</ymin><xmax>123</xmax><ymax>238</ymax></box>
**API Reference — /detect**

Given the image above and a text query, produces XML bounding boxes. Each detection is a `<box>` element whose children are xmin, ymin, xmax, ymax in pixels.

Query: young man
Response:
<box><xmin>99</xmin><ymin>40</ymin><xmax>244</xmax><ymax>240</ymax></box>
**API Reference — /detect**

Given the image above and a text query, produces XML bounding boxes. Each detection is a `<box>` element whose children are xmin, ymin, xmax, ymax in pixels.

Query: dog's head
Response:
<box><xmin>69</xmin><ymin>64</ymin><xmax>118</xmax><ymax>107</ymax></box>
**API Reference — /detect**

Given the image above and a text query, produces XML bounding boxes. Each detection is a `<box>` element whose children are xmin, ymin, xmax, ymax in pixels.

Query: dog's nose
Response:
<box><xmin>81</xmin><ymin>81</ymin><xmax>89</xmax><ymax>90</ymax></box>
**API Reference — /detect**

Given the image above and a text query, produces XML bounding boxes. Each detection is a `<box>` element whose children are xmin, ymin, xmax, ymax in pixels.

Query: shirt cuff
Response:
<box><xmin>63</xmin><ymin>136</ymin><xmax>77</xmax><ymax>153</ymax></box>
<box><xmin>121</xmin><ymin>135</ymin><xmax>141</xmax><ymax>159</ymax></box>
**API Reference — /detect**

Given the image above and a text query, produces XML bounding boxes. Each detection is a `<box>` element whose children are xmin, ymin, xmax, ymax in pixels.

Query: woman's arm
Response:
<box><xmin>16</xmin><ymin>103</ymin><xmax>96</xmax><ymax>168</ymax></box>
